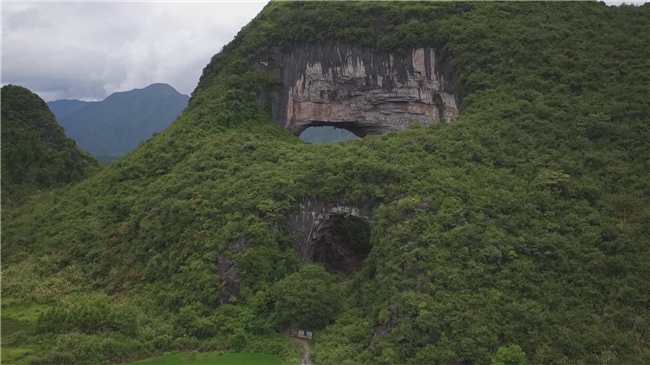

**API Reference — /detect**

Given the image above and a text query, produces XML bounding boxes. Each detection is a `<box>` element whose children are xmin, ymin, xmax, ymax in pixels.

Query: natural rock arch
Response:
<box><xmin>256</xmin><ymin>44</ymin><xmax>459</xmax><ymax>138</ymax></box>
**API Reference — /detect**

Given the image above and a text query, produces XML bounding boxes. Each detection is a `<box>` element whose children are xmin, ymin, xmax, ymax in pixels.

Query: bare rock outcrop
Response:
<box><xmin>257</xmin><ymin>44</ymin><xmax>459</xmax><ymax>137</ymax></box>
<box><xmin>216</xmin><ymin>237</ymin><xmax>250</xmax><ymax>305</ymax></box>
<box><xmin>287</xmin><ymin>198</ymin><xmax>373</xmax><ymax>263</ymax></box>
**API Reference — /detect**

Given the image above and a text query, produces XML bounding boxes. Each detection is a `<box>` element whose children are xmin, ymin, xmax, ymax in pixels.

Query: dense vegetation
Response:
<box><xmin>1</xmin><ymin>85</ymin><xmax>101</xmax><ymax>206</ymax></box>
<box><xmin>123</xmin><ymin>352</ymin><xmax>282</xmax><ymax>365</ymax></box>
<box><xmin>2</xmin><ymin>2</ymin><xmax>650</xmax><ymax>365</ymax></box>
<box><xmin>52</xmin><ymin>83</ymin><xmax>189</xmax><ymax>158</ymax></box>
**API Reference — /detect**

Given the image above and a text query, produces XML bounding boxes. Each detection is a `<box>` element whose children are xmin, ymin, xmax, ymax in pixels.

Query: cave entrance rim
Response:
<box><xmin>306</xmin><ymin>211</ymin><xmax>372</xmax><ymax>278</ymax></box>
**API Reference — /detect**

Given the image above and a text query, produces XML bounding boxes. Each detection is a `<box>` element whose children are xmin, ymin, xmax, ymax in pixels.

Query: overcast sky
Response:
<box><xmin>1</xmin><ymin>1</ymin><xmax>647</xmax><ymax>102</ymax></box>
<box><xmin>1</xmin><ymin>1</ymin><xmax>269</xmax><ymax>101</ymax></box>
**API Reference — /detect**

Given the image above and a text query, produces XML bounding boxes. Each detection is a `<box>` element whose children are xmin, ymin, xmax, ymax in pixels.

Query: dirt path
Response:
<box><xmin>290</xmin><ymin>337</ymin><xmax>313</xmax><ymax>365</ymax></box>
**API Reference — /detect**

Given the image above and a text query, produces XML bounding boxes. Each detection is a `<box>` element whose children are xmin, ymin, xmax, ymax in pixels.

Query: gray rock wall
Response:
<box><xmin>287</xmin><ymin>197</ymin><xmax>374</xmax><ymax>263</ymax></box>
<box><xmin>257</xmin><ymin>44</ymin><xmax>459</xmax><ymax>137</ymax></box>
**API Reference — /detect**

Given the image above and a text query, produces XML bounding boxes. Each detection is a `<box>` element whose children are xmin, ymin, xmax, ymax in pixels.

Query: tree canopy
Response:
<box><xmin>2</xmin><ymin>2</ymin><xmax>650</xmax><ymax>365</ymax></box>
<box><xmin>273</xmin><ymin>264</ymin><xmax>343</xmax><ymax>330</ymax></box>
<box><xmin>1</xmin><ymin>85</ymin><xmax>100</xmax><ymax>206</ymax></box>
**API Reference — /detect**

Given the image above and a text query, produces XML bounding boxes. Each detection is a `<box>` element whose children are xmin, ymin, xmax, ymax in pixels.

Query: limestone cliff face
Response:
<box><xmin>257</xmin><ymin>44</ymin><xmax>459</xmax><ymax>137</ymax></box>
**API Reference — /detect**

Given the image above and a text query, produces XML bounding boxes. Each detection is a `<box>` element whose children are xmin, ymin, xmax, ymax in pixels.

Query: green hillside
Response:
<box><xmin>2</xmin><ymin>2</ymin><xmax>650</xmax><ymax>365</ymax></box>
<box><xmin>1</xmin><ymin>85</ymin><xmax>101</xmax><ymax>206</ymax></box>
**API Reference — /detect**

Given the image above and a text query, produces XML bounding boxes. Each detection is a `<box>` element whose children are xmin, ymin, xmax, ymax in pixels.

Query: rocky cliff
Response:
<box><xmin>287</xmin><ymin>197</ymin><xmax>374</xmax><ymax>277</ymax></box>
<box><xmin>257</xmin><ymin>44</ymin><xmax>459</xmax><ymax>137</ymax></box>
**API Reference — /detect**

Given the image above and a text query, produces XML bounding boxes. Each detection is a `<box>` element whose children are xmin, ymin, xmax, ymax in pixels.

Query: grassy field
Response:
<box><xmin>1</xmin><ymin>301</ymin><xmax>49</xmax><ymax>335</ymax></box>
<box><xmin>0</xmin><ymin>300</ymin><xmax>289</xmax><ymax>365</ymax></box>
<box><xmin>1</xmin><ymin>301</ymin><xmax>50</xmax><ymax>364</ymax></box>
<box><xmin>126</xmin><ymin>352</ymin><xmax>282</xmax><ymax>365</ymax></box>
<box><xmin>1</xmin><ymin>300</ymin><xmax>50</xmax><ymax>321</ymax></box>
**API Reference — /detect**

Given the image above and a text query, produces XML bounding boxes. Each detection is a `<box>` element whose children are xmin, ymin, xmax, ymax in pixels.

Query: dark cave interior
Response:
<box><xmin>311</xmin><ymin>214</ymin><xmax>372</xmax><ymax>278</ymax></box>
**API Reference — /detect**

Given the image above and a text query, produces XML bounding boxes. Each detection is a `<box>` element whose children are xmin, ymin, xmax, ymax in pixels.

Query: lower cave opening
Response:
<box><xmin>310</xmin><ymin>214</ymin><xmax>372</xmax><ymax>278</ymax></box>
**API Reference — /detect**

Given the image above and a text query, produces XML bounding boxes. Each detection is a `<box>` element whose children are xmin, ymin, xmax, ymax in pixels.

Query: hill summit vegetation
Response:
<box><xmin>1</xmin><ymin>85</ymin><xmax>100</xmax><ymax>207</ymax></box>
<box><xmin>2</xmin><ymin>2</ymin><xmax>650</xmax><ymax>365</ymax></box>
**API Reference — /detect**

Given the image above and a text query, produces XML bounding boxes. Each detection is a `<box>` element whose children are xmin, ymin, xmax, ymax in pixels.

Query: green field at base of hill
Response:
<box><xmin>125</xmin><ymin>352</ymin><xmax>281</xmax><ymax>365</ymax></box>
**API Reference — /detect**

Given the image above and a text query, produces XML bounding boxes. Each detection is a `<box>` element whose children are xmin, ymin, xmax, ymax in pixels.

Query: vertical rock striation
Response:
<box><xmin>257</xmin><ymin>44</ymin><xmax>459</xmax><ymax>137</ymax></box>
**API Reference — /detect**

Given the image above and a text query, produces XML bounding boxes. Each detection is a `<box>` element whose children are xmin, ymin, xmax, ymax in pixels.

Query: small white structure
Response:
<box><xmin>297</xmin><ymin>329</ymin><xmax>314</xmax><ymax>339</ymax></box>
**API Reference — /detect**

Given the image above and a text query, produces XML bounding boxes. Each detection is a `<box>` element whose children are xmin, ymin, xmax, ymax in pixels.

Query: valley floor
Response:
<box><xmin>124</xmin><ymin>352</ymin><xmax>281</xmax><ymax>365</ymax></box>
<box><xmin>0</xmin><ymin>300</ymin><xmax>294</xmax><ymax>365</ymax></box>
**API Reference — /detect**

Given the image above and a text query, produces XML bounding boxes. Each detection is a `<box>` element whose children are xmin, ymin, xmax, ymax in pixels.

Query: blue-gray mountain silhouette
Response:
<box><xmin>47</xmin><ymin>99</ymin><xmax>95</xmax><ymax>120</ymax></box>
<box><xmin>48</xmin><ymin>83</ymin><xmax>189</xmax><ymax>160</ymax></box>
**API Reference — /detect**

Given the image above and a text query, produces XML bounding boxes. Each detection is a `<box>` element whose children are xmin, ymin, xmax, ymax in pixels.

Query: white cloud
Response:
<box><xmin>3</xmin><ymin>0</ymin><xmax>648</xmax><ymax>101</ymax></box>
<box><xmin>1</xmin><ymin>1</ymin><xmax>268</xmax><ymax>101</ymax></box>
<box><xmin>605</xmin><ymin>0</ymin><xmax>649</xmax><ymax>4</ymax></box>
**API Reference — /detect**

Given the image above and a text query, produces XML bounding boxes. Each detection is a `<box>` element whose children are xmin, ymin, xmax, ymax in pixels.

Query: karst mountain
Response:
<box><xmin>2</xmin><ymin>2</ymin><xmax>650</xmax><ymax>365</ymax></box>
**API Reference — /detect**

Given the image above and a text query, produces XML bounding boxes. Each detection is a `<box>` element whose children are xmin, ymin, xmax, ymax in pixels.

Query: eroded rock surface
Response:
<box><xmin>288</xmin><ymin>198</ymin><xmax>373</xmax><ymax>266</ymax></box>
<box><xmin>216</xmin><ymin>258</ymin><xmax>239</xmax><ymax>305</ymax></box>
<box><xmin>257</xmin><ymin>44</ymin><xmax>459</xmax><ymax>137</ymax></box>
<box><xmin>216</xmin><ymin>237</ymin><xmax>249</xmax><ymax>305</ymax></box>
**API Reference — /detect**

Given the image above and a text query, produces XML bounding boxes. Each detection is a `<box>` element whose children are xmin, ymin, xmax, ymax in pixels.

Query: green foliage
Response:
<box><xmin>272</xmin><ymin>265</ymin><xmax>343</xmax><ymax>330</ymax></box>
<box><xmin>492</xmin><ymin>345</ymin><xmax>527</xmax><ymax>365</ymax></box>
<box><xmin>534</xmin><ymin>169</ymin><xmax>570</xmax><ymax>190</ymax></box>
<box><xmin>3</xmin><ymin>2</ymin><xmax>650</xmax><ymax>365</ymax></box>
<box><xmin>95</xmin><ymin>154</ymin><xmax>125</xmax><ymax>165</ymax></box>
<box><xmin>1</xmin><ymin>85</ymin><xmax>101</xmax><ymax>206</ymax></box>
<box><xmin>122</xmin><ymin>352</ymin><xmax>282</xmax><ymax>365</ymax></box>
<box><xmin>36</xmin><ymin>299</ymin><xmax>138</xmax><ymax>337</ymax></box>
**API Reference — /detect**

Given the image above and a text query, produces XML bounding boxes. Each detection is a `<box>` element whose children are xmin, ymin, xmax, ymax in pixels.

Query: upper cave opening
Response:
<box><xmin>308</xmin><ymin>213</ymin><xmax>372</xmax><ymax>278</ymax></box>
<box><xmin>299</xmin><ymin>125</ymin><xmax>360</xmax><ymax>145</ymax></box>
<box><xmin>258</xmin><ymin>45</ymin><xmax>459</xmax><ymax>137</ymax></box>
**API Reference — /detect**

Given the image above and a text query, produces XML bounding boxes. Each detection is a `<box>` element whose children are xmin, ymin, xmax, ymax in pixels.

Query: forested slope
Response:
<box><xmin>2</xmin><ymin>2</ymin><xmax>650</xmax><ymax>365</ymax></box>
<box><xmin>1</xmin><ymin>85</ymin><xmax>101</xmax><ymax>206</ymax></box>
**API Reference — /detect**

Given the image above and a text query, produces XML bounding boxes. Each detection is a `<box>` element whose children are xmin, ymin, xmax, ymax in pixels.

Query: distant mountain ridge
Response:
<box><xmin>47</xmin><ymin>83</ymin><xmax>189</xmax><ymax>160</ymax></box>
<box><xmin>46</xmin><ymin>99</ymin><xmax>95</xmax><ymax>119</ymax></box>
